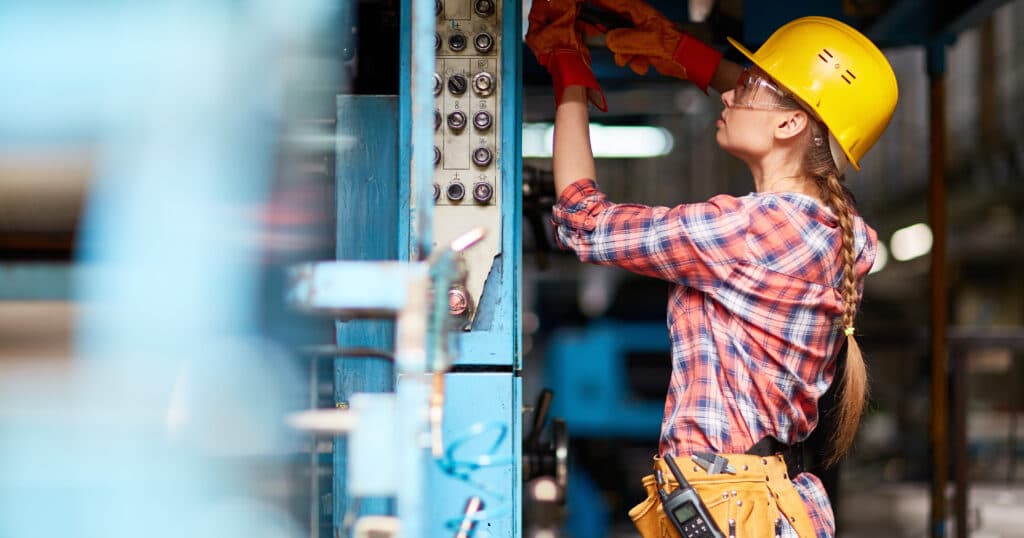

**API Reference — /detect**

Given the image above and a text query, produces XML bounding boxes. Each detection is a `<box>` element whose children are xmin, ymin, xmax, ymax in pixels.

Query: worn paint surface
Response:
<box><xmin>334</xmin><ymin>96</ymin><xmax>400</xmax><ymax>528</ymax></box>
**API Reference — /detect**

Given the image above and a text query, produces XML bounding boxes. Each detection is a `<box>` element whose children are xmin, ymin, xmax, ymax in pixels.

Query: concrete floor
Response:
<box><xmin>841</xmin><ymin>482</ymin><xmax>1024</xmax><ymax>538</ymax></box>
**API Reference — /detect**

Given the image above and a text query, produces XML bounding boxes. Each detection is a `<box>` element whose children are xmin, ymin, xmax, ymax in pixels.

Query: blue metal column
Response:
<box><xmin>401</xmin><ymin>0</ymin><xmax>523</xmax><ymax>534</ymax></box>
<box><xmin>334</xmin><ymin>96</ymin><xmax>400</xmax><ymax>530</ymax></box>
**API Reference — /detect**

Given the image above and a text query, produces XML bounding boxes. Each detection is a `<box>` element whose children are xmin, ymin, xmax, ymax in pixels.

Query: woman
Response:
<box><xmin>526</xmin><ymin>2</ymin><xmax>898</xmax><ymax>536</ymax></box>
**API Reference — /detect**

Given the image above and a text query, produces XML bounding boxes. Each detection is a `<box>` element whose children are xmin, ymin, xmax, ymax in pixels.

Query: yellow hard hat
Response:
<box><xmin>727</xmin><ymin>16</ymin><xmax>898</xmax><ymax>171</ymax></box>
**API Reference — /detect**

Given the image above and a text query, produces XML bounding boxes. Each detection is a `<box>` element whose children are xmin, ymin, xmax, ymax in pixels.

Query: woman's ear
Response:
<box><xmin>775</xmin><ymin>110</ymin><xmax>809</xmax><ymax>141</ymax></box>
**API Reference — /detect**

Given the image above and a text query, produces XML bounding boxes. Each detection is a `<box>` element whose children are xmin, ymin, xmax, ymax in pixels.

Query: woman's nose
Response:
<box><xmin>721</xmin><ymin>89</ymin><xmax>735</xmax><ymax>108</ymax></box>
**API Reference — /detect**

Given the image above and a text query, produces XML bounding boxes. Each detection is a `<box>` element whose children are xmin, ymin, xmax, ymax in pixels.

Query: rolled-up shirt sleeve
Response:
<box><xmin>551</xmin><ymin>179</ymin><xmax>750</xmax><ymax>291</ymax></box>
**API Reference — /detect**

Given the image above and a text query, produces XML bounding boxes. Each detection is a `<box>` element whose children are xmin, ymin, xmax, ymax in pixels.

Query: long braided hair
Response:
<box><xmin>803</xmin><ymin>118</ymin><xmax>868</xmax><ymax>467</ymax></box>
<box><xmin>771</xmin><ymin>86</ymin><xmax>869</xmax><ymax>465</ymax></box>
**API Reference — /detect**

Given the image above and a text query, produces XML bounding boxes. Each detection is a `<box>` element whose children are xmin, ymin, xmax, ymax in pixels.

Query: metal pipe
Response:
<box><xmin>309</xmin><ymin>358</ymin><xmax>320</xmax><ymax>538</ymax></box>
<box><xmin>952</xmin><ymin>345</ymin><xmax>967</xmax><ymax>538</ymax></box>
<box><xmin>927</xmin><ymin>41</ymin><xmax>950</xmax><ymax>538</ymax></box>
<box><xmin>395</xmin><ymin>267</ymin><xmax>432</xmax><ymax>538</ymax></box>
<box><xmin>299</xmin><ymin>345</ymin><xmax>395</xmax><ymax>360</ymax></box>
<box><xmin>411</xmin><ymin>0</ymin><xmax>435</xmax><ymax>258</ymax></box>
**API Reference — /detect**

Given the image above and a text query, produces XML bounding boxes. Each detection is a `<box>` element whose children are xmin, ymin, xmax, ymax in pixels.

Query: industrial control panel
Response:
<box><xmin>428</xmin><ymin>0</ymin><xmax>504</xmax><ymax>325</ymax></box>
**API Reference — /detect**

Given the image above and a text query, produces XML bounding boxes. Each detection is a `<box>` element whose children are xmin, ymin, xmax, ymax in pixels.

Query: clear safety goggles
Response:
<box><xmin>731</xmin><ymin>68</ymin><xmax>851</xmax><ymax>173</ymax></box>
<box><xmin>731</xmin><ymin>69</ymin><xmax>795</xmax><ymax>110</ymax></box>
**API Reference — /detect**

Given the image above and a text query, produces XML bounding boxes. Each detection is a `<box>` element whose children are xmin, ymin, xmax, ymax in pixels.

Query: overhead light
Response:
<box><xmin>869</xmin><ymin>241</ymin><xmax>888</xmax><ymax>274</ymax></box>
<box><xmin>890</xmin><ymin>223</ymin><xmax>933</xmax><ymax>261</ymax></box>
<box><xmin>522</xmin><ymin>123</ymin><xmax>552</xmax><ymax>158</ymax></box>
<box><xmin>522</xmin><ymin>123</ymin><xmax>674</xmax><ymax>159</ymax></box>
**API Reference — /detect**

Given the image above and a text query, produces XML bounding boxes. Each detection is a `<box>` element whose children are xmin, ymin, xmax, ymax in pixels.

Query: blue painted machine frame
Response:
<box><xmin>331</xmin><ymin>0</ymin><xmax>524</xmax><ymax>535</ymax></box>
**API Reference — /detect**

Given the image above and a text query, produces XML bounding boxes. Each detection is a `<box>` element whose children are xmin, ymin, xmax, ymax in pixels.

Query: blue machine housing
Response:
<box><xmin>548</xmin><ymin>321</ymin><xmax>670</xmax><ymax>438</ymax></box>
<box><xmin>396</xmin><ymin>0</ymin><xmax>523</xmax><ymax>535</ymax></box>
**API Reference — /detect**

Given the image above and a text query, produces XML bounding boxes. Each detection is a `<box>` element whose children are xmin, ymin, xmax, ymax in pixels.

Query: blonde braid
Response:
<box><xmin>824</xmin><ymin>173</ymin><xmax>860</xmax><ymax>332</ymax></box>
<box><xmin>799</xmin><ymin>116</ymin><xmax>869</xmax><ymax>466</ymax></box>
<box><xmin>820</xmin><ymin>170</ymin><xmax>869</xmax><ymax>467</ymax></box>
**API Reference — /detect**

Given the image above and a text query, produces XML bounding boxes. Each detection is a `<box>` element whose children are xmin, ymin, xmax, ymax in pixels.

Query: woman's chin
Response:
<box><xmin>715</xmin><ymin>134</ymin><xmax>736</xmax><ymax>156</ymax></box>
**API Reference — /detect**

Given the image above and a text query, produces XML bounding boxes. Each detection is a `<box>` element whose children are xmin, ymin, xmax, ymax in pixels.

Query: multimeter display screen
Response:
<box><xmin>672</xmin><ymin>502</ymin><xmax>697</xmax><ymax>522</ymax></box>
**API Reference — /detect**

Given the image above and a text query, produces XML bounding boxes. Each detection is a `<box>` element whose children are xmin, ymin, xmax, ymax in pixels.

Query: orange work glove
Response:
<box><xmin>526</xmin><ymin>0</ymin><xmax>607</xmax><ymax>111</ymax></box>
<box><xmin>589</xmin><ymin>0</ymin><xmax>722</xmax><ymax>93</ymax></box>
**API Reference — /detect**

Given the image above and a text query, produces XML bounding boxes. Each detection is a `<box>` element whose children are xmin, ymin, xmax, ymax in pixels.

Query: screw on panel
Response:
<box><xmin>448</xmin><ymin>288</ymin><xmax>469</xmax><ymax>316</ymax></box>
<box><xmin>448</xmin><ymin>73</ymin><xmax>467</xmax><ymax>95</ymax></box>
<box><xmin>432</xmin><ymin>183</ymin><xmax>440</xmax><ymax>201</ymax></box>
<box><xmin>435</xmin><ymin>110</ymin><xmax>442</xmax><ymax>131</ymax></box>
<box><xmin>433</xmin><ymin>146</ymin><xmax>441</xmax><ymax>165</ymax></box>
<box><xmin>433</xmin><ymin>73</ymin><xmax>442</xmax><ymax>96</ymax></box>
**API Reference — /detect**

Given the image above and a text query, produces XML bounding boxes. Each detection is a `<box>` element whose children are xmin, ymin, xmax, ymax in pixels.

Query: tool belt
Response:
<box><xmin>628</xmin><ymin>443</ymin><xmax>817</xmax><ymax>537</ymax></box>
<box><xmin>746</xmin><ymin>436</ymin><xmax>804</xmax><ymax>478</ymax></box>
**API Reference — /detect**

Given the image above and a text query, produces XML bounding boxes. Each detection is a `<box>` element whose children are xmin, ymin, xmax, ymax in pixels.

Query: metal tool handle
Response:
<box><xmin>526</xmin><ymin>389</ymin><xmax>553</xmax><ymax>450</ymax></box>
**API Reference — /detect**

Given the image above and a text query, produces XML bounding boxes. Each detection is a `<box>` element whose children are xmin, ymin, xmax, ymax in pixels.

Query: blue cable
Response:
<box><xmin>435</xmin><ymin>420</ymin><xmax>515</xmax><ymax>532</ymax></box>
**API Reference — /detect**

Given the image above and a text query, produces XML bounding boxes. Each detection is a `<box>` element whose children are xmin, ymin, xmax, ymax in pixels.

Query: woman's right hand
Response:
<box><xmin>525</xmin><ymin>0</ymin><xmax>607</xmax><ymax>111</ymax></box>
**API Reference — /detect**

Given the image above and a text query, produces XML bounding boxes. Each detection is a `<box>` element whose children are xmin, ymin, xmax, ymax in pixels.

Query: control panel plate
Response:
<box><xmin>423</xmin><ymin>0</ymin><xmax>503</xmax><ymax>325</ymax></box>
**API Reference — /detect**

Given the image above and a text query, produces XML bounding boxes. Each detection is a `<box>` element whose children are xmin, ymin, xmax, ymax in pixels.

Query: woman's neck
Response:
<box><xmin>749</xmin><ymin>159</ymin><xmax>822</xmax><ymax>202</ymax></box>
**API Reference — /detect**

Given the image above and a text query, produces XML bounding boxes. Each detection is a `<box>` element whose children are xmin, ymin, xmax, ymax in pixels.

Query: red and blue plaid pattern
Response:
<box><xmin>552</xmin><ymin>179</ymin><xmax>877</xmax><ymax>537</ymax></box>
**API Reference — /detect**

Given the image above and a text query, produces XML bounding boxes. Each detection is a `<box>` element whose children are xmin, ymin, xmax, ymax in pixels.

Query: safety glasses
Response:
<box><xmin>731</xmin><ymin>69</ymin><xmax>795</xmax><ymax>110</ymax></box>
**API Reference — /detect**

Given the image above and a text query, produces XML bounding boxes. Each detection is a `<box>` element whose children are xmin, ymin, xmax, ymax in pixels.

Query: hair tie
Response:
<box><xmin>843</xmin><ymin>326</ymin><xmax>855</xmax><ymax>337</ymax></box>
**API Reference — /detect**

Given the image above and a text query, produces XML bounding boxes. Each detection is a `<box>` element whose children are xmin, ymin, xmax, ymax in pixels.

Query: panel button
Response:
<box><xmin>473</xmin><ymin>32</ymin><xmax>494</xmax><ymax>53</ymax></box>
<box><xmin>446</xmin><ymin>181</ymin><xmax>465</xmax><ymax>201</ymax></box>
<box><xmin>446</xmin><ymin>110</ymin><xmax>467</xmax><ymax>131</ymax></box>
<box><xmin>472</xmin><ymin>146</ymin><xmax>493</xmax><ymax>167</ymax></box>
<box><xmin>474</xmin><ymin>0</ymin><xmax>495</xmax><ymax>17</ymax></box>
<box><xmin>472</xmin><ymin>71</ymin><xmax>494</xmax><ymax>97</ymax></box>
<box><xmin>472</xmin><ymin>182</ymin><xmax>493</xmax><ymax>203</ymax></box>
<box><xmin>447</xmin><ymin>32</ymin><xmax>467</xmax><ymax>52</ymax></box>
<box><xmin>473</xmin><ymin>110</ymin><xmax>492</xmax><ymax>131</ymax></box>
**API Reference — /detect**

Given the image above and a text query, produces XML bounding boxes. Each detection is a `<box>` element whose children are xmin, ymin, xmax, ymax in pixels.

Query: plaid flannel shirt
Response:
<box><xmin>552</xmin><ymin>179</ymin><xmax>877</xmax><ymax>538</ymax></box>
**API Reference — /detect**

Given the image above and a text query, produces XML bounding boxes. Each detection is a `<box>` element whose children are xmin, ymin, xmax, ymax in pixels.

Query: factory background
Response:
<box><xmin>1</xmin><ymin>0</ymin><xmax>1022</xmax><ymax>537</ymax></box>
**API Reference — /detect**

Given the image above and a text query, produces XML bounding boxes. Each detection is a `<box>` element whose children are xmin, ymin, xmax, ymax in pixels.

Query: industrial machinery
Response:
<box><xmin>547</xmin><ymin>322</ymin><xmax>669</xmax><ymax>537</ymax></box>
<box><xmin>312</xmin><ymin>0</ymin><xmax>525</xmax><ymax>536</ymax></box>
<box><xmin>422</xmin><ymin>1</ymin><xmax>523</xmax><ymax>535</ymax></box>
